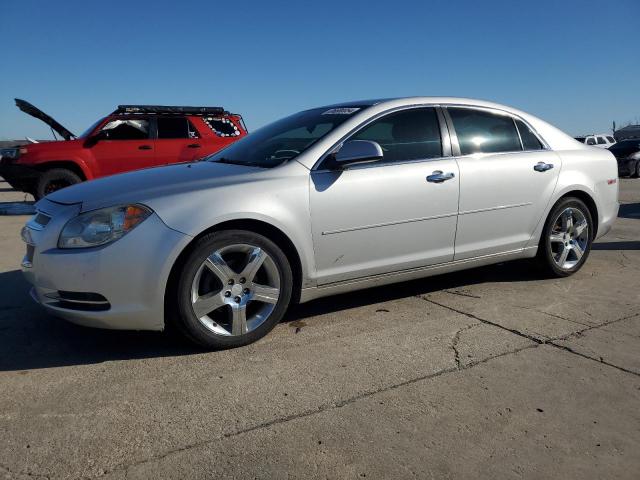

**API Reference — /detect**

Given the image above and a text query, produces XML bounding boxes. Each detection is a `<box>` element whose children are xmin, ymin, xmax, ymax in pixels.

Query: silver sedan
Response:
<box><xmin>21</xmin><ymin>97</ymin><xmax>619</xmax><ymax>348</ymax></box>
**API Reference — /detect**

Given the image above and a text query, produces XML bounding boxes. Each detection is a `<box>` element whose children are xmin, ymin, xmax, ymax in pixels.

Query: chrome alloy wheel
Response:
<box><xmin>549</xmin><ymin>207</ymin><xmax>589</xmax><ymax>270</ymax></box>
<box><xmin>190</xmin><ymin>244</ymin><xmax>281</xmax><ymax>336</ymax></box>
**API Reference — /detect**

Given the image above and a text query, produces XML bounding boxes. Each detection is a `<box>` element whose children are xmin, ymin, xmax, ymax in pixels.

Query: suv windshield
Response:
<box><xmin>207</xmin><ymin>106</ymin><xmax>367</xmax><ymax>167</ymax></box>
<box><xmin>79</xmin><ymin>118</ymin><xmax>106</xmax><ymax>138</ymax></box>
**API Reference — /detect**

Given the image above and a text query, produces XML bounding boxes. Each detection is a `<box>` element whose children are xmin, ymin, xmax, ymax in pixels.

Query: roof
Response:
<box><xmin>111</xmin><ymin>105</ymin><xmax>228</xmax><ymax>116</ymax></box>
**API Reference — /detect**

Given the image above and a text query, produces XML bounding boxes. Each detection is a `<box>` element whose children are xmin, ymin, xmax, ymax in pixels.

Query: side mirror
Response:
<box><xmin>333</xmin><ymin>140</ymin><xmax>383</xmax><ymax>167</ymax></box>
<box><xmin>84</xmin><ymin>131</ymin><xmax>105</xmax><ymax>148</ymax></box>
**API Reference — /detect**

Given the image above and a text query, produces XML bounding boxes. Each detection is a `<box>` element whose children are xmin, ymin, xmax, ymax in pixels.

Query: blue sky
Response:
<box><xmin>1</xmin><ymin>0</ymin><xmax>638</xmax><ymax>140</ymax></box>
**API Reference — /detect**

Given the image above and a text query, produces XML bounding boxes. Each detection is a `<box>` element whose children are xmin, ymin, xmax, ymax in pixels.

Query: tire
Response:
<box><xmin>633</xmin><ymin>161</ymin><xmax>640</xmax><ymax>178</ymax></box>
<box><xmin>537</xmin><ymin>197</ymin><xmax>593</xmax><ymax>277</ymax></box>
<box><xmin>172</xmin><ymin>230</ymin><xmax>293</xmax><ymax>349</ymax></box>
<box><xmin>35</xmin><ymin>168</ymin><xmax>82</xmax><ymax>200</ymax></box>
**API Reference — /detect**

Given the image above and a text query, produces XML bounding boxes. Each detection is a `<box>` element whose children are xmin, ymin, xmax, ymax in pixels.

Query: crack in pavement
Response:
<box><xmin>96</xmin><ymin>305</ymin><xmax>639</xmax><ymax>479</ymax></box>
<box><xmin>511</xmin><ymin>305</ymin><xmax>592</xmax><ymax>328</ymax></box>
<box><xmin>549</xmin><ymin>341</ymin><xmax>640</xmax><ymax>376</ymax></box>
<box><xmin>13</xmin><ymin>300</ymin><xmax>637</xmax><ymax>479</ymax></box>
<box><xmin>443</xmin><ymin>290</ymin><xmax>482</xmax><ymax>299</ymax></box>
<box><xmin>420</xmin><ymin>295</ymin><xmax>640</xmax><ymax>377</ymax></box>
<box><xmin>451</xmin><ymin>322</ymin><xmax>481</xmax><ymax>369</ymax></box>
<box><xmin>100</xmin><ymin>342</ymin><xmax>539</xmax><ymax>478</ymax></box>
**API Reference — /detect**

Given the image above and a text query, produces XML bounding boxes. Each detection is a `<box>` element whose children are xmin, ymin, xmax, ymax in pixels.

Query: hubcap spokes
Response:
<box><xmin>549</xmin><ymin>207</ymin><xmax>589</xmax><ymax>270</ymax></box>
<box><xmin>191</xmin><ymin>244</ymin><xmax>280</xmax><ymax>336</ymax></box>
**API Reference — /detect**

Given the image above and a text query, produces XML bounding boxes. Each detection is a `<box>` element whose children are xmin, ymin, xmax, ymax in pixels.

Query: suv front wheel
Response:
<box><xmin>36</xmin><ymin>168</ymin><xmax>82</xmax><ymax>200</ymax></box>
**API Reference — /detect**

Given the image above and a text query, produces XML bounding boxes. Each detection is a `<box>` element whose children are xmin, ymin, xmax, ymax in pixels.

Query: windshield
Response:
<box><xmin>206</xmin><ymin>106</ymin><xmax>367</xmax><ymax>167</ymax></box>
<box><xmin>79</xmin><ymin>118</ymin><xmax>106</xmax><ymax>138</ymax></box>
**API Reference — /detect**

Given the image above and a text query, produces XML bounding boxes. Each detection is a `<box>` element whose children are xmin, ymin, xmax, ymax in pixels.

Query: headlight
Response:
<box><xmin>58</xmin><ymin>204</ymin><xmax>151</xmax><ymax>249</ymax></box>
<box><xmin>0</xmin><ymin>148</ymin><xmax>19</xmax><ymax>160</ymax></box>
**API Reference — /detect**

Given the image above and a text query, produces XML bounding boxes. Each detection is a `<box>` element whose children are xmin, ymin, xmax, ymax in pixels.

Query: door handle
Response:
<box><xmin>187</xmin><ymin>143</ymin><xmax>201</xmax><ymax>148</ymax></box>
<box><xmin>138</xmin><ymin>145</ymin><xmax>152</xmax><ymax>150</ymax></box>
<box><xmin>426</xmin><ymin>171</ymin><xmax>455</xmax><ymax>183</ymax></box>
<box><xmin>533</xmin><ymin>161</ymin><xmax>554</xmax><ymax>172</ymax></box>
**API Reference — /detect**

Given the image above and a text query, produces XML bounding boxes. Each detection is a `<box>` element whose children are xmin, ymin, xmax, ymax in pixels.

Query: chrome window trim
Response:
<box><xmin>312</xmin><ymin>104</ymin><xmax>449</xmax><ymax>172</ymax></box>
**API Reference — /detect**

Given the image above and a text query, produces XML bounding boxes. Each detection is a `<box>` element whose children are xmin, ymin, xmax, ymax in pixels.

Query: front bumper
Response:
<box><xmin>0</xmin><ymin>161</ymin><xmax>40</xmax><ymax>191</ymax></box>
<box><xmin>21</xmin><ymin>199</ymin><xmax>192</xmax><ymax>331</ymax></box>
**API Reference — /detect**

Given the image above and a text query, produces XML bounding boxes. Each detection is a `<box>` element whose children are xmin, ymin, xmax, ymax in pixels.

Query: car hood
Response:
<box><xmin>15</xmin><ymin>98</ymin><xmax>76</xmax><ymax>141</ymax></box>
<box><xmin>44</xmin><ymin>161</ymin><xmax>268</xmax><ymax>213</ymax></box>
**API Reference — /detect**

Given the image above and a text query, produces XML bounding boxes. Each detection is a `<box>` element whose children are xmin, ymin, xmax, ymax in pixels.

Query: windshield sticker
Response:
<box><xmin>322</xmin><ymin>107</ymin><xmax>360</xmax><ymax>115</ymax></box>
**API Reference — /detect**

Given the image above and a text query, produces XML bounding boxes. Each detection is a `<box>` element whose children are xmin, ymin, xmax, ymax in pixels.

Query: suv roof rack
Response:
<box><xmin>112</xmin><ymin>105</ymin><xmax>229</xmax><ymax>116</ymax></box>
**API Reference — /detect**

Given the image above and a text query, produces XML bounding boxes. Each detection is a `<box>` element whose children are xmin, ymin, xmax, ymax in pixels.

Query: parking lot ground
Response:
<box><xmin>0</xmin><ymin>178</ymin><xmax>638</xmax><ymax>479</ymax></box>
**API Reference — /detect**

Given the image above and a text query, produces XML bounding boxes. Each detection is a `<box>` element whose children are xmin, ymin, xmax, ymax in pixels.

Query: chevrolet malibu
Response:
<box><xmin>21</xmin><ymin>97</ymin><xmax>619</xmax><ymax>348</ymax></box>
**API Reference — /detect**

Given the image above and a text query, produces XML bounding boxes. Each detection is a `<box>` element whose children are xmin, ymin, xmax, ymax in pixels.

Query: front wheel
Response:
<box><xmin>35</xmin><ymin>168</ymin><xmax>82</xmax><ymax>200</ymax></box>
<box><xmin>537</xmin><ymin>197</ymin><xmax>593</xmax><ymax>277</ymax></box>
<box><xmin>172</xmin><ymin>230</ymin><xmax>293</xmax><ymax>349</ymax></box>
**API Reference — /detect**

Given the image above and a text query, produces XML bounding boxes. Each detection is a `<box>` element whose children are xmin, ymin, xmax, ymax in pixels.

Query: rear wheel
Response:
<box><xmin>537</xmin><ymin>197</ymin><xmax>593</xmax><ymax>277</ymax></box>
<box><xmin>35</xmin><ymin>168</ymin><xmax>82</xmax><ymax>199</ymax></box>
<box><xmin>633</xmin><ymin>161</ymin><xmax>640</xmax><ymax>178</ymax></box>
<box><xmin>173</xmin><ymin>230</ymin><xmax>293</xmax><ymax>349</ymax></box>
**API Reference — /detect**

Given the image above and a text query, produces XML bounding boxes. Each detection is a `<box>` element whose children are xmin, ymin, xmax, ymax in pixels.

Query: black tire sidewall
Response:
<box><xmin>36</xmin><ymin>168</ymin><xmax>82</xmax><ymax>199</ymax></box>
<box><xmin>174</xmin><ymin>230</ymin><xmax>293</xmax><ymax>349</ymax></box>
<box><xmin>539</xmin><ymin>197</ymin><xmax>594</xmax><ymax>277</ymax></box>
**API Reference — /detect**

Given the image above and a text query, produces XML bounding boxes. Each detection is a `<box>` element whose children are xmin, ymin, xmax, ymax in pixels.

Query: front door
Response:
<box><xmin>310</xmin><ymin>107</ymin><xmax>460</xmax><ymax>285</ymax></box>
<box><xmin>445</xmin><ymin>107</ymin><xmax>561</xmax><ymax>260</ymax></box>
<box><xmin>91</xmin><ymin>117</ymin><xmax>156</xmax><ymax>177</ymax></box>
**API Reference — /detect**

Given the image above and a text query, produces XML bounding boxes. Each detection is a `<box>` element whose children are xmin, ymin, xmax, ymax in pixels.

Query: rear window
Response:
<box><xmin>597</xmin><ymin>137</ymin><xmax>607</xmax><ymax>144</ymax></box>
<box><xmin>203</xmin><ymin>117</ymin><xmax>241</xmax><ymax>137</ymax></box>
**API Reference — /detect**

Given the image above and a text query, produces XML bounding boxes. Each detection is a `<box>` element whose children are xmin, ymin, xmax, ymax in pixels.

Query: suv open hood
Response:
<box><xmin>15</xmin><ymin>98</ymin><xmax>76</xmax><ymax>141</ymax></box>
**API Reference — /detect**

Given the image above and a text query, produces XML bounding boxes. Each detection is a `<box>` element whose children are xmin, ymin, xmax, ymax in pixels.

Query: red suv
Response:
<box><xmin>0</xmin><ymin>99</ymin><xmax>247</xmax><ymax>199</ymax></box>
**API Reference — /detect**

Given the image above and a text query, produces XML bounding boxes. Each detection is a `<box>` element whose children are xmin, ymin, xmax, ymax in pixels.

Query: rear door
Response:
<box><xmin>444</xmin><ymin>106</ymin><xmax>560</xmax><ymax>260</ymax></box>
<box><xmin>154</xmin><ymin>117</ymin><xmax>204</xmax><ymax>164</ymax></box>
<box><xmin>90</xmin><ymin>117</ymin><xmax>156</xmax><ymax>176</ymax></box>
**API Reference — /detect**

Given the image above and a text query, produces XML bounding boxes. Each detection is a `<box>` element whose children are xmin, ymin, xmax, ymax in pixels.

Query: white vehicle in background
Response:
<box><xmin>575</xmin><ymin>134</ymin><xmax>616</xmax><ymax>148</ymax></box>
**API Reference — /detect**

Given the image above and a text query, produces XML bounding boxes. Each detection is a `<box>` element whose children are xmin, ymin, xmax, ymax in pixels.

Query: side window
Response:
<box><xmin>597</xmin><ymin>136</ymin><xmax>606</xmax><ymax>145</ymax></box>
<box><xmin>157</xmin><ymin>117</ymin><xmax>200</xmax><ymax>139</ymax></box>
<box><xmin>101</xmin><ymin>119</ymin><xmax>149</xmax><ymax>140</ymax></box>
<box><xmin>203</xmin><ymin>117</ymin><xmax>241</xmax><ymax>137</ymax></box>
<box><xmin>586</xmin><ymin>137</ymin><xmax>596</xmax><ymax>145</ymax></box>
<box><xmin>515</xmin><ymin>119</ymin><xmax>543</xmax><ymax>150</ymax></box>
<box><xmin>606</xmin><ymin>136</ymin><xmax>615</xmax><ymax>143</ymax></box>
<box><xmin>350</xmin><ymin>108</ymin><xmax>442</xmax><ymax>163</ymax></box>
<box><xmin>448</xmin><ymin>108</ymin><xmax>522</xmax><ymax>155</ymax></box>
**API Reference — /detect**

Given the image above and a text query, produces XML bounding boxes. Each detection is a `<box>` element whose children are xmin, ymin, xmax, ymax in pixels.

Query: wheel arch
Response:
<box><xmin>34</xmin><ymin>160</ymin><xmax>89</xmax><ymax>181</ymax></box>
<box><xmin>164</xmin><ymin>218</ymin><xmax>305</xmax><ymax>316</ymax></box>
<box><xmin>556</xmin><ymin>189</ymin><xmax>599</xmax><ymax>237</ymax></box>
